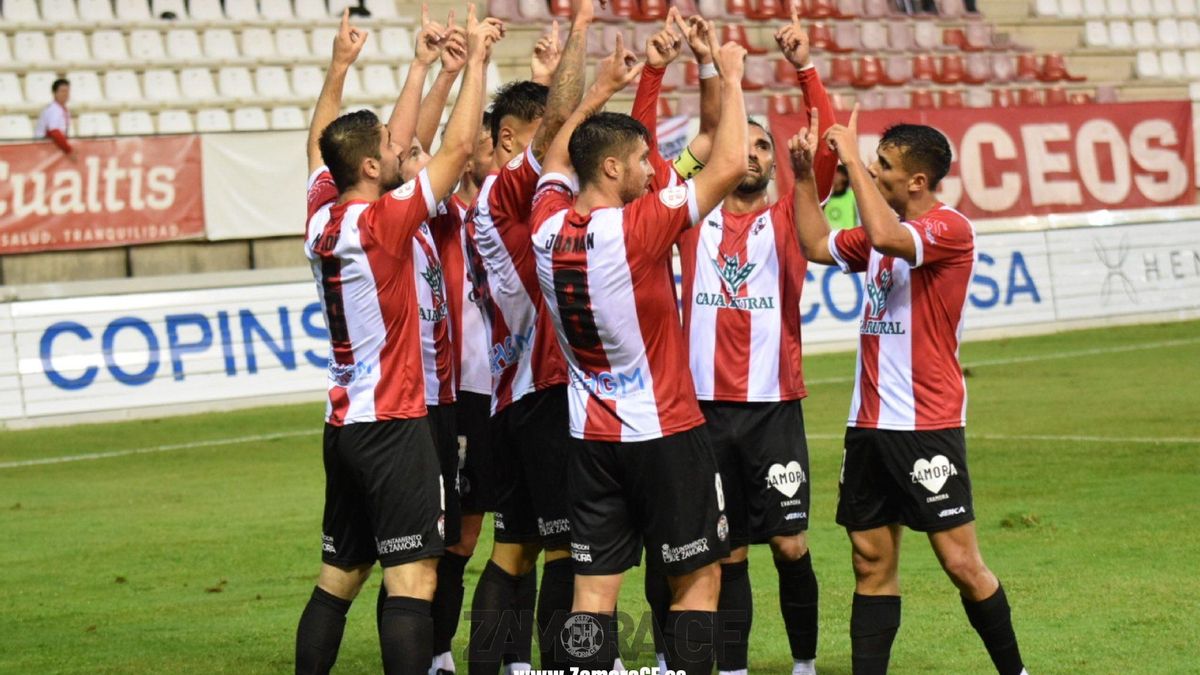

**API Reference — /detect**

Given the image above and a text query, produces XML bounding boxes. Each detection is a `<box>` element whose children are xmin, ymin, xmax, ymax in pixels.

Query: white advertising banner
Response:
<box><xmin>2</xmin><ymin>220</ymin><xmax>1199</xmax><ymax>425</ymax></box>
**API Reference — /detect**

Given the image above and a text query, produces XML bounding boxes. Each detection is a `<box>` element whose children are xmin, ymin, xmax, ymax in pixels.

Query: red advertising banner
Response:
<box><xmin>0</xmin><ymin>135</ymin><xmax>204</xmax><ymax>254</ymax></box>
<box><xmin>769</xmin><ymin>101</ymin><xmax>1196</xmax><ymax>219</ymax></box>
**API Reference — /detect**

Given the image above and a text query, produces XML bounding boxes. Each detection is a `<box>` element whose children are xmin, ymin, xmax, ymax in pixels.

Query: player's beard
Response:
<box><xmin>735</xmin><ymin>169</ymin><xmax>770</xmax><ymax>196</ymax></box>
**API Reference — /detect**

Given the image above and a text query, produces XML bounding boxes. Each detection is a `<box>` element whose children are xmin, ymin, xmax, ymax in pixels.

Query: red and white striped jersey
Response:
<box><xmin>530</xmin><ymin>173</ymin><xmax>706</xmax><ymax>442</ymax></box>
<box><xmin>304</xmin><ymin>167</ymin><xmax>437</xmax><ymax>425</ymax></box>
<box><xmin>465</xmin><ymin>147</ymin><xmax>568</xmax><ymax>414</ymax></box>
<box><xmin>679</xmin><ymin>192</ymin><xmax>808</xmax><ymax>402</ymax></box>
<box><xmin>828</xmin><ymin>204</ymin><xmax>977</xmax><ymax>430</ymax></box>
<box><xmin>414</xmin><ymin>217</ymin><xmax>455</xmax><ymax>406</ymax></box>
<box><xmin>437</xmin><ymin>194</ymin><xmax>491</xmax><ymax>396</ymax></box>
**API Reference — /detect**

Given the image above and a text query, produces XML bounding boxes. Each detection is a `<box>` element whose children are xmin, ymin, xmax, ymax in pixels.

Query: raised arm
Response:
<box><xmin>416</xmin><ymin>10</ymin><xmax>467</xmax><ymax>151</ymax></box>
<box><xmin>776</xmin><ymin>9</ymin><xmax>837</xmax><ymax>199</ymax></box>
<box><xmin>387</xmin><ymin>4</ymin><xmax>445</xmax><ymax>154</ymax></box>
<box><xmin>825</xmin><ymin>105</ymin><xmax>917</xmax><ymax>262</ymax></box>
<box><xmin>632</xmin><ymin>10</ymin><xmax>684</xmax><ymax>187</ymax></box>
<box><xmin>690</xmin><ymin>42</ymin><xmax>749</xmax><ymax>218</ymax></box>
<box><xmin>529</xmin><ymin>0</ymin><xmax>592</xmax><ymax>162</ymax></box>
<box><xmin>425</xmin><ymin>4</ymin><xmax>505</xmax><ymax>200</ymax></box>
<box><xmin>788</xmin><ymin>107</ymin><xmax>836</xmax><ymax>265</ymax></box>
<box><xmin>308</xmin><ymin>9</ymin><xmax>367</xmax><ymax>173</ymax></box>
<box><xmin>530</xmin><ymin>21</ymin><xmax>562</xmax><ymax>86</ymax></box>
<box><xmin>676</xmin><ymin>14</ymin><xmax>719</xmax><ymax>167</ymax></box>
<box><xmin>542</xmin><ymin>32</ymin><xmax>643</xmax><ymax>178</ymax></box>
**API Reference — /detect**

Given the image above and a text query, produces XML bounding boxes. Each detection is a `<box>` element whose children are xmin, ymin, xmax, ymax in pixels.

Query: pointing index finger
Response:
<box><xmin>848</xmin><ymin>103</ymin><xmax>859</xmax><ymax>132</ymax></box>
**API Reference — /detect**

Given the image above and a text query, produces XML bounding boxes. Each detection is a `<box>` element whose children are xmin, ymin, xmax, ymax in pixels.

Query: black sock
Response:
<box><xmin>559</xmin><ymin>612</ymin><xmax>615</xmax><ymax>668</ymax></box>
<box><xmin>644</xmin><ymin>569</ymin><xmax>671</xmax><ymax>658</ymax></box>
<box><xmin>850</xmin><ymin>593</ymin><xmax>901</xmax><ymax>675</ymax></box>
<box><xmin>664</xmin><ymin>610</ymin><xmax>715</xmax><ymax>675</ymax></box>
<box><xmin>777</xmin><ymin>552</ymin><xmax>819</xmax><ymax>660</ymax></box>
<box><xmin>716</xmin><ymin>561</ymin><xmax>752</xmax><ymax>671</ymax></box>
<box><xmin>374</xmin><ymin>580</ymin><xmax>386</xmax><ymax>636</ymax></box>
<box><xmin>433</xmin><ymin>553</ymin><xmax>471</xmax><ymax>657</ymax></box>
<box><xmin>507</xmin><ymin>565</ymin><xmax>536</xmax><ymax>665</ymax></box>
<box><xmin>468</xmin><ymin>561</ymin><xmax>523</xmax><ymax>674</ymax></box>
<box><xmin>296</xmin><ymin>586</ymin><xmax>352</xmax><ymax>675</ymax></box>
<box><xmin>380</xmin><ymin>596</ymin><xmax>433</xmax><ymax>674</ymax></box>
<box><xmin>536</xmin><ymin>558</ymin><xmax>575</xmax><ymax>669</ymax></box>
<box><xmin>963</xmin><ymin>583</ymin><xmax>1025</xmax><ymax>675</ymax></box>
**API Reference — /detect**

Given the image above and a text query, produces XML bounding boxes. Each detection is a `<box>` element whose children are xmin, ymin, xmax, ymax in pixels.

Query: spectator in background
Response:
<box><xmin>36</xmin><ymin>78</ymin><xmax>73</xmax><ymax>157</ymax></box>
<box><xmin>824</xmin><ymin>164</ymin><xmax>859</xmax><ymax>230</ymax></box>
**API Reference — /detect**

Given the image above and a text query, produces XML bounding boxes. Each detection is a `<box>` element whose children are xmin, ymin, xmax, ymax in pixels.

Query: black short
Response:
<box><xmin>456</xmin><ymin>391</ymin><xmax>495</xmax><ymax>513</ymax></box>
<box><xmin>569</xmin><ymin>425</ymin><xmax>730</xmax><ymax>577</ymax></box>
<box><xmin>836</xmin><ymin>427</ymin><xmax>975</xmax><ymax>533</ymax></box>
<box><xmin>490</xmin><ymin>385</ymin><xmax>572</xmax><ymax>548</ymax></box>
<box><xmin>701</xmin><ymin>400</ymin><xmax>810</xmax><ymax>547</ymax></box>
<box><xmin>321</xmin><ymin>418</ymin><xmax>445</xmax><ymax>568</ymax></box>
<box><xmin>428</xmin><ymin>403</ymin><xmax>461</xmax><ymax>547</ymax></box>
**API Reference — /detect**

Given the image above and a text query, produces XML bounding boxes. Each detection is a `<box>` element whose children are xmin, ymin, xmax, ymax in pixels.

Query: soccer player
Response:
<box><xmin>788</xmin><ymin>108</ymin><xmax>1030</xmax><ymax>675</ymax></box>
<box><xmin>295</xmin><ymin>9</ymin><xmax>502</xmax><ymax>674</ymax></box>
<box><xmin>633</xmin><ymin>12</ymin><xmax>835</xmax><ymax>674</ymax></box>
<box><xmin>530</xmin><ymin>33</ymin><xmax>750</xmax><ymax>674</ymax></box>
<box><xmin>462</xmin><ymin>1</ymin><xmax>591</xmax><ymax>670</ymax></box>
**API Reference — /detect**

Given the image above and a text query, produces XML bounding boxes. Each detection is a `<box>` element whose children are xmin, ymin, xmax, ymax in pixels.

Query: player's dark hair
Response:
<box><xmin>748</xmin><ymin>117</ymin><xmax>775</xmax><ymax>149</ymax></box>
<box><xmin>319</xmin><ymin>109</ymin><xmax>382</xmax><ymax>193</ymax></box>
<box><xmin>489</xmin><ymin>80</ymin><xmax>548</xmax><ymax>148</ymax></box>
<box><xmin>480</xmin><ymin>110</ymin><xmax>493</xmax><ymax>143</ymax></box>
<box><xmin>836</xmin><ymin>164</ymin><xmax>849</xmax><ymax>176</ymax></box>
<box><xmin>568</xmin><ymin>112</ymin><xmax>650</xmax><ymax>188</ymax></box>
<box><xmin>879</xmin><ymin>124</ymin><xmax>952</xmax><ymax>189</ymax></box>
<box><xmin>52</xmin><ymin>78</ymin><xmax>70</xmax><ymax>92</ymax></box>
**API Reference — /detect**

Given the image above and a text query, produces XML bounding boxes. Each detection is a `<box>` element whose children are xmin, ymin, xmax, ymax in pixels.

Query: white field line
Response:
<box><xmin>0</xmin><ymin>429</ymin><xmax>319</xmax><ymax>470</ymax></box>
<box><xmin>806</xmin><ymin>433</ymin><xmax>1200</xmax><ymax>444</ymax></box>
<box><xmin>804</xmin><ymin>336</ymin><xmax>1200</xmax><ymax>386</ymax></box>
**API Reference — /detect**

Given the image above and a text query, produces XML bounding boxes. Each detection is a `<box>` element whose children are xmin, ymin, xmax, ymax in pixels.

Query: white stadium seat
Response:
<box><xmin>1106</xmin><ymin>0</ymin><xmax>1130</xmax><ymax>16</ymax></box>
<box><xmin>1109</xmin><ymin>20</ymin><xmax>1133</xmax><ymax>47</ymax></box>
<box><xmin>363</xmin><ymin>64</ymin><xmax>397</xmax><ymax>95</ymax></box>
<box><xmin>259</xmin><ymin>0</ymin><xmax>294</xmax><ymax>20</ymax></box>
<box><xmin>1082</xmin><ymin>0</ymin><xmax>1107</xmax><ymax>17</ymax></box>
<box><xmin>196</xmin><ymin>108</ymin><xmax>233</xmax><ymax>132</ymax></box>
<box><xmin>40</xmin><ymin>0</ymin><xmax>79</xmax><ymax>23</ymax></box>
<box><xmin>0</xmin><ymin>34</ymin><xmax>10</xmax><ymax>63</ymax></box>
<box><xmin>378</xmin><ymin>27</ymin><xmax>415</xmax><ymax>59</ymax></box>
<box><xmin>52</xmin><ymin>31</ymin><xmax>89</xmax><ymax>62</ymax></box>
<box><xmin>1059</xmin><ymin>0</ymin><xmax>1083</xmax><ymax>17</ymax></box>
<box><xmin>1159</xmin><ymin>49</ymin><xmax>1185</xmax><ymax>77</ymax></box>
<box><xmin>158</xmin><ymin>110</ymin><xmax>195</xmax><ymax>134</ymax></box>
<box><xmin>233</xmin><ymin>107</ymin><xmax>269</xmax><ymax>131</ymax></box>
<box><xmin>241</xmin><ymin>28</ymin><xmax>276</xmax><ymax>58</ymax></box>
<box><xmin>76</xmin><ymin>112</ymin><xmax>115</xmax><ymax>137</ymax></box>
<box><xmin>204</xmin><ymin>29</ymin><xmax>240</xmax><ymax>59</ymax></box>
<box><xmin>23</xmin><ymin>72</ymin><xmax>57</xmax><ymax>103</ymax></box>
<box><xmin>130</xmin><ymin>30</ymin><xmax>167</xmax><ymax>61</ymax></box>
<box><xmin>218</xmin><ymin>66</ymin><xmax>255</xmax><ymax>99</ymax></box>
<box><xmin>1159</xmin><ymin>19</ymin><xmax>1181</xmax><ymax>46</ymax></box>
<box><xmin>144</xmin><ymin>69</ymin><xmax>182</xmax><ymax>101</ymax></box>
<box><xmin>1132</xmin><ymin>20</ymin><xmax>1158</xmax><ymax>46</ymax></box>
<box><xmin>270</xmin><ymin>106</ymin><xmax>306</xmax><ymax>130</ymax></box>
<box><xmin>167</xmin><ymin>30</ymin><xmax>203</xmax><ymax>60</ymax></box>
<box><xmin>295</xmin><ymin>0</ymin><xmax>329</xmax><ymax>18</ymax></box>
<box><xmin>486</xmin><ymin>61</ymin><xmax>501</xmax><ymax>96</ymax></box>
<box><xmin>115</xmin><ymin>0</ymin><xmax>152</xmax><ymax>21</ymax></box>
<box><xmin>104</xmin><ymin>70</ymin><xmax>143</xmax><ymax>101</ymax></box>
<box><xmin>291</xmin><ymin>66</ymin><xmax>324</xmax><ymax>98</ymax></box>
<box><xmin>1135</xmin><ymin>50</ymin><xmax>1161</xmax><ymax>76</ymax></box>
<box><xmin>180</xmin><ymin>68</ymin><xmax>219</xmax><ymax>101</ymax></box>
<box><xmin>1129</xmin><ymin>0</ymin><xmax>1152</xmax><ymax>16</ymax></box>
<box><xmin>276</xmin><ymin>29</ymin><xmax>309</xmax><ymax>58</ymax></box>
<box><xmin>255</xmin><ymin>67</ymin><xmax>292</xmax><ymax>98</ymax></box>
<box><xmin>342</xmin><ymin>66</ymin><xmax>363</xmax><ymax>97</ymax></box>
<box><xmin>0</xmin><ymin>73</ymin><xmax>24</xmax><ymax>106</ymax></box>
<box><xmin>190</xmin><ymin>0</ymin><xmax>227</xmax><ymax>21</ymax></box>
<box><xmin>92</xmin><ymin>30</ymin><xmax>130</xmax><ymax>62</ymax></box>
<box><xmin>14</xmin><ymin>32</ymin><xmax>53</xmax><ymax>64</ymax></box>
<box><xmin>225</xmin><ymin>0</ymin><xmax>260</xmax><ymax>19</ymax></box>
<box><xmin>1181</xmin><ymin>20</ymin><xmax>1200</xmax><ymax>46</ymax></box>
<box><xmin>378</xmin><ymin>103</ymin><xmax>394</xmax><ymax>121</ymax></box>
<box><xmin>1178</xmin><ymin>0</ymin><xmax>1199</xmax><ymax>16</ymax></box>
<box><xmin>151</xmin><ymin>0</ymin><xmax>187</xmax><ymax>18</ymax></box>
<box><xmin>329</xmin><ymin>0</ymin><xmax>357</xmax><ymax>15</ymax></box>
<box><xmin>1184</xmin><ymin>49</ymin><xmax>1200</xmax><ymax>75</ymax></box>
<box><xmin>365</xmin><ymin>0</ymin><xmax>397</xmax><ymax>17</ymax></box>
<box><xmin>310</xmin><ymin>27</ymin><xmax>336</xmax><ymax>57</ymax></box>
<box><xmin>3</xmin><ymin>0</ymin><xmax>40</xmax><ymax>21</ymax></box>
<box><xmin>78</xmin><ymin>0</ymin><xmax>115</xmax><ymax>21</ymax></box>
<box><xmin>1085</xmin><ymin>21</ymin><xmax>1109</xmax><ymax>46</ymax></box>
<box><xmin>0</xmin><ymin>115</ymin><xmax>35</xmax><ymax>140</ymax></box>
<box><xmin>1152</xmin><ymin>0</ymin><xmax>1176</xmax><ymax>15</ymax></box>
<box><xmin>66</xmin><ymin>71</ymin><xmax>103</xmax><ymax>103</ymax></box>
<box><xmin>118</xmin><ymin>111</ymin><xmax>155</xmax><ymax>135</ymax></box>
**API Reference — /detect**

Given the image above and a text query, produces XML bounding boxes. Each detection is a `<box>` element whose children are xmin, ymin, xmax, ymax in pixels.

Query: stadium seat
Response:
<box><xmin>913</xmin><ymin>21</ymin><xmax>942</xmax><ymax>51</ymax></box>
<box><xmin>167</xmin><ymin>30</ymin><xmax>203</xmax><ymax>61</ymax></box>
<box><xmin>809</xmin><ymin>0</ymin><xmax>839</xmax><ymax>18</ymax></box>
<box><xmin>233</xmin><ymin>107</ymin><xmax>269</xmax><ymax>131</ymax></box>
<box><xmin>151</xmin><ymin>0</ymin><xmax>187</xmax><ymax>19</ymax></box>
<box><xmin>1018</xmin><ymin>87</ymin><xmax>1042</xmax><ymax>105</ymax></box>
<box><xmin>829</xmin><ymin>56</ymin><xmax>855</xmax><ymax>87</ymax></box>
<box><xmin>882</xmin><ymin>54</ymin><xmax>912</xmax><ymax>85</ymax></box>
<box><xmin>937</xmin><ymin>0</ymin><xmax>966</xmax><ymax>18</ymax></box>
<box><xmin>1040</xmin><ymin>53</ymin><xmax>1085</xmax><ymax>81</ymax></box>
<box><xmin>144</xmin><ymin>69</ymin><xmax>181</xmax><ymax>101</ymax></box>
<box><xmin>943</xmin><ymin>27</ymin><xmax>966</xmax><ymax>51</ymax></box>
<box><xmin>1152</xmin><ymin>0</ymin><xmax>1176</xmax><ymax>15</ymax></box>
<box><xmin>936</xmin><ymin>54</ymin><xmax>966</xmax><ymax>84</ymax></box>
<box><xmin>311</xmin><ymin>27</ymin><xmax>337</xmax><ymax>59</ymax></box>
<box><xmin>180</xmin><ymin>68</ymin><xmax>219</xmax><ymax>101</ymax></box>
<box><xmin>1136</xmin><ymin>50</ymin><xmax>1161</xmax><ymax>76</ymax></box>
<box><xmin>808</xmin><ymin>23</ymin><xmax>835</xmax><ymax>51</ymax></box>
<box><xmin>0</xmin><ymin>73</ymin><xmax>22</xmax><ymax>106</ymax></box>
<box><xmin>158</xmin><ymin>109</ymin><xmax>194</xmax><ymax>133</ymax></box>
<box><xmin>0</xmin><ymin>114</ymin><xmax>35</xmax><ymax>140</ymax></box>
<box><xmin>1160</xmin><ymin>49</ymin><xmax>1185</xmax><ymax>76</ymax></box>
<box><xmin>52</xmin><ymin>31</ymin><xmax>90</xmax><ymax>63</ymax></box>
<box><xmin>117</xmin><ymin>111</ymin><xmax>155</xmax><ymax>135</ymax></box>
<box><xmin>855</xmin><ymin>90</ymin><xmax>883</xmax><ymax>110</ymax></box>
<box><xmin>991</xmin><ymin>53</ymin><xmax>1015</xmax><ymax>82</ymax></box>
<box><xmin>115</xmin><ymin>0</ymin><xmax>152</xmax><ymax>21</ymax></box>
<box><xmin>837</xmin><ymin>0</ymin><xmax>865</xmax><ymax>16</ymax></box>
<box><xmin>362</xmin><ymin>64</ymin><xmax>397</xmax><ymax>95</ymax></box>
<box><xmin>1133</xmin><ymin>19</ymin><xmax>1157</xmax><ymax>46</ymax></box>
<box><xmin>1159</xmin><ymin>19</ymin><xmax>1181</xmax><ymax>46</ymax></box>
<box><xmin>192</xmin><ymin>0</ymin><xmax>226</xmax><ymax>20</ymax></box>
<box><xmin>1044</xmin><ymin>86</ymin><xmax>1068</xmax><ymax>105</ymax></box>
<box><xmin>882</xmin><ymin>89</ymin><xmax>909</xmax><ymax>109</ymax></box>
<box><xmin>0</xmin><ymin>34</ymin><xmax>10</xmax><ymax>64</ymax></box>
<box><xmin>860</xmin><ymin>22</ymin><xmax>888</xmax><ymax>51</ymax></box>
<box><xmin>225</xmin><ymin>0</ymin><xmax>259</xmax><ymax>19</ymax></box>
<box><xmin>104</xmin><ymin>70</ymin><xmax>143</xmax><ymax>102</ymax></box>
<box><xmin>291</xmin><ymin>66</ymin><xmax>325</xmax><ymax>98</ymax></box>
<box><xmin>270</xmin><ymin>106</ymin><xmax>306</xmax><ymax>130</ymax></box>
<box><xmin>40</xmin><ymin>0</ymin><xmax>79</xmax><ymax>23</ymax></box>
<box><xmin>963</xmin><ymin>23</ymin><xmax>992</xmax><ymax>51</ymax></box>
<box><xmin>1181</xmin><ymin>19</ymin><xmax>1200</xmax><ymax>46</ymax></box>
<box><xmin>964</xmin><ymin>52</ymin><xmax>990</xmax><ymax>84</ymax></box>
<box><xmin>1106</xmin><ymin>0</ymin><xmax>1129</xmax><ymax>14</ymax></box>
<box><xmin>911</xmin><ymin>89</ymin><xmax>935</xmax><ymax>109</ymax></box>
<box><xmin>76</xmin><ymin>112</ymin><xmax>115</xmax><ymax>137</ymax></box>
<box><xmin>1082</xmin><ymin>0</ymin><xmax>1107</xmax><ymax>16</ymax></box>
<box><xmin>92</xmin><ymin>30</ymin><xmax>130</xmax><ymax>62</ymax></box>
<box><xmin>832</xmin><ymin>22</ymin><xmax>862</xmax><ymax>52</ymax></box>
<box><xmin>275</xmin><ymin>29</ymin><xmax>308</xmax><ymax>58</ymax></box>
<box><xmin>1059</xmin><ymin>0</ymin><xmax>1083</xmax><ymax>16</ymax></box>
<box><xmin>295</xmin><ymin>0</ymin><xmax>329</xmax><ymax>19</ymax></box>
<box><xmin>1085</xmin><ymin>21</ymin><xmax>1109</xmax><ymax>46</ymax></box>
<box><xmin>965</xmin><ymin>87</ymin><xmax>992</xmax><ymax>108</ymax></box>
<box><xmin>1184</xmin><ymin>49</ymin><xmax>1200</xmax><ymax>75</ymax></box>
<box><xmin>3</xmin><ymin>0</ymin><xmax>40</xmax><ymax>22</ymax></box>
<box><xmin>1130</xmin><ymin>0</ymin><xmax>1153</xmax><ymax>14</ymax></box>
<box><xmin>240</xmin><ymin>29</ymin><xmax>275</xmax><ymax>59</ymax></box>
<box><xmin>519</xmin><ymin>0</ymin><xmax>553</xmax><ymax>21</ymax></box>
<box><xmin>13</xmin><ymin>32</ymin><xmax>53</xmax><ymax>65</ymax></box>
<box><xmin>723</xmin><ymin>25</ymin><xmax>766</xmax><ymax>55</ymax></box>
<box><xmin>486</xmin><ymin>61</ymin><xmax>502</xmax><ymax>96</ymax></box>
<box><xmin>992</xmin><ymin>88</ymin><xmax>1015</xmax><ymax>107</ymax></box>
<box><xmin>204</xmin><ymin>30</ymin><xmax>240</xmax><ymax>60</ymax></box>
<box><xmin>1178</xmin><ymin>0</ymin><xmax>1199</xmax><ymax>16</ymax></box>
<box><xmin>1034</xmin><ymin>0</ymin><xmax>1057</xmax><ymax>16</ymax></box>
<box><xmin>1015</xmin><ymin>53</ymin><xmax>1039</xmax><ymax>81</ymax></box>
<box><xmin>23</xmin><ymin>72</ymin><xmax>57</xmax><ymax>103</ymax></box>
<box><xmin>854</xmin><ymin>55</ymin><xmax>883</xmax><ymax>88</ymax></box>
<box><xmin>259</xmin><ymin>0</ymin><xmax>295</xmax><ymax>19</ymax></box>
<box><xmin>196</xmin><ymin>108</ymin><xmax>233</xmax><ymax>132</ymax></box>
<box><xmin>78</xmin><ymin>0</ymin><xmax>115</xmax><ymax>21</ymax></box>
<box><xmin>65</xmin><ymin>71</ymin><xmax>103</xmax><ymax>103</ymax></box>
<box><xmin>1109</xmin><ymin>20</ymin><xmax>1133</xmax><ymax>47</ymax></box>
<box><xmin>939</xmin><ymin>90</ymin><xmax>965</xmax><ymax>108</ymax></box>
<box><xmin>255</xmin><ymin>67</ymin><xmax>292</xmax><ymax>98</ymax></box>
<box><xmin>130</xmin><ymin>30</ymin><xmax>167</xmax><ymax>61</ymax></box>
<box><xmin>365</xmin><ymin>0</ymin><xmax>397</xmax><ymax>17</ymax></box>
<box><xmin>218</xmin><ymin>67</ymin><xmax>255</xmax><ymax>99</ymax></box>
<box><xmin>862</xmin><ymin>0</ymin><xmax>892</xmax><ymax>17</ymax></box>
<box><xmin>912</xmin><ymin>54</ymin><xmax>936</xmax><ymax>81</ymax></box>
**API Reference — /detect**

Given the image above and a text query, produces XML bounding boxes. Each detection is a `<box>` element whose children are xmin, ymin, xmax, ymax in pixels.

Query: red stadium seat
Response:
<box><xmin>1016</xmin><ymin>53</ymin><xmax>1040</xmax><ymax>81</ymax></box>
<box><xmin>943</xmin><ymin>27</ymin><xmax>967</xmax><ymax>50</ymax></box>
<box><xmin>964</xmin><ymin>52</ymin><xmax>991</xmax><ymax>84</ymax></box>
<box><xmin>1043</xmin><ymin>86</ymin><xmax>1068</xmax><ymax>105</ymax></box>
<box><xmin>747</xmin><ymin>0</ymin><xmax>783</xmax><ymax>21</ymax></box>
<box><xmin>1040</xmin><ymin>53</ymin><xmax>1087</xmax><ymax>82</ymax></box>
<box><xmin>727</xmin><ymin>0</ymin><xmax>749</xmax><ymax>16</ymax></box>
<box><xmin>657</xmin><ymin>97</ymin><xmax>674</xmax><ymax>117</ymax></box>
<box><xmin>809</xmin><ymin>0</ymin><xmax>838</xmax><ymax>18</ymax></box>
<box><xmin>992</xmin><ymin>88</ymin><xmax>1015</xmax><ymax>107</ymax></box>
<box><xmin>673</xmin><ymin>0</ymin><xmax>700</xmax><ymax>14</ymax></box>
<box><xmin>936</xmin><ymin>54</ymin><xmax>966</xmax><ymax>84</ymax></box>
<box><xmin>548</xmin><ymin>0</ymin><xmax>571</xmax><ymax>17</ymax></box>
<box><xmin>684</xmin><ymin>61</ymin><xmax>700</xmax><ymax>88</ymax></box>
<box><xmin>912</xmin><ymin>54</ymin><xmax>936</xmax><ymax>81</ymax></box>
<box><xmin>855</xmin><ymin>55</ymin><xmax>883</xmax><ymax>88</ymax></box>
<box><xmin>1017</xmin><ymin>87</ymin><xmax>1042</xmax><ymax>105</ymax></box>
<box><xmin>911</xmin><ymin>89</ymin><xmax>936</xmax><ymax>108</ymax></box>
<box><xmin>809</xmin><ymin>22</ymin><xmax>835</xmax><ymax>51</ymax></box>
<box><xmin>775</xmin><ymin>58</ymin><xmax>799</xmax><ymax>86</ymax></box>
<box><xmin>1069</xmin><ymin>91</ymin><xmax>1094</xmax><ymax>104</ymax></box>
<box><xmin>633</xmin><ymin>0</ymin><xmax>668</xmax><ymax>21</ymax></box>
<box><xmin>939</xmin><ymin>89</ymin><xmax>965</xmax><ymax>108</ymax></box>
<box><xmin>600</xmin><ymin>0</ymin><xmax>635</xmax><ymax>21</ymax></box>
<box><xmin>770</xmin><ymin>92</ymin><xmax>797</xmax><ymax>114</ymax></box>
<box><xmin>882</xmin><ymin>54</ymin><xmax>912</xmax><ymax>85</ymax></box>
<box><xmin>829</xmin><ymin>55</ymin><xmax>856</xmax><ymax>86</ymax></box>
<box><xmin>723</xmin><ymin>24</ymin><xmax>767</xmax><ymax>54</ymax></box>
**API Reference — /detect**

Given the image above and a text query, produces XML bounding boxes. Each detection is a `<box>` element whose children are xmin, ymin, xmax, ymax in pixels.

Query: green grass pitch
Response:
<box><xmin>2</xmin><ymin>320</ymin><xmax>1199</xmax><ymax>673</ymax></box>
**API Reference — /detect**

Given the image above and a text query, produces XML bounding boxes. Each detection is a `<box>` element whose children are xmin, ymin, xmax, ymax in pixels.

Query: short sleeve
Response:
<box><xmin>44</xmin><ymin>105</ymin><xmax>67</xmax><ymax>132</ymax></box>
<box><xmin>624</xmin><ymin>179</ymin><xmax>701</xmax><ymax>260</ymax></box>
<box><xmin>364</xmin><ymin>167</ymin><xmax>438</xmax><ymax>256</ymax></box>
<box><xmin>491</xmin><ymin>146</ymin><xmax>542</xmax><ymax>229</ymax></box>
<box><xmin>904</xmin><ymin>210</ymin><xmax>974</xmax><ymax>268</ymax></box>
<box><xmin>829</xmin><ymin>226</ymin><xmax>872</xmax><ymax>274</ymax></box>
<box><xmin>307</xmin><ymin>166</ymin><xmax>339</xmax><ymax>221</ymax></box>
<box><xmin>530</xmin><ymin>173</ymin><xmax>575</xmax><ymax>233</ymax></box>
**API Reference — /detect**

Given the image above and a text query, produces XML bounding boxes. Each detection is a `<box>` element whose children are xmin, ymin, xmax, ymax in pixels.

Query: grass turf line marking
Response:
<box><xmin>806</xmin><ymin>433</ymin><xmax>1200</xmax><ymax>444</ymax></box>
<box><xmin>0</xmin><ymin>429</ymin><xmax>320</xmax><ymax>470</ymax></box>
<box><xmin>805</xmin><ymin>336</ymin><xmax>1200</xmax><ymax>385</ymax></box>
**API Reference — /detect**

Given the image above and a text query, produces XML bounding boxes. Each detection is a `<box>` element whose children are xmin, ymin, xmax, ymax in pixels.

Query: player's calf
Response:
<box><xmin>771</xmin><ymin>533</ymin><xmax>818</xmax><ymax>675</ymax></box>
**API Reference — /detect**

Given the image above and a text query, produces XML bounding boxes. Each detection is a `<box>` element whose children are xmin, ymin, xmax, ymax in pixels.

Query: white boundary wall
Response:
<box><xmin>3</xmin><ymin>217</ymin><xmax>1199</xmax><ymax>428</ymax></box>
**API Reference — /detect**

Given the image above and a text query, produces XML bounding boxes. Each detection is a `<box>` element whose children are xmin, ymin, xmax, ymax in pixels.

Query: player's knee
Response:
<box><xmin>317</xmin><ymin>562</ymin><xmax>373</xmax><ymax>600</ymax></box>
<box><xmin>720</xmin><ymin>545</ymin><xmax>749</xmax><ymax>564</ymax></box>
<box><xmin>769</xmin><ymin>533</ymin><xmax>808</xmax><ymax>561</ymax></box>
<box><xmin>851</xmin><ymin>548</ymin><xmax>891</xmax><ymax>583</ymax></box>
<box><xmin>668</xmin><ymin>562</ymin><xmax>721</xmax><ymax>610</ymax></box>
<box><xmin>490</xmin><ymin>541</ymin><xmax>542</xmax><ymax>576</ymax></box>
<box><xmin>383</xmin><ymin>557</ymin><xmax>438</xmax><ymax>599</ymax></box>
<box><xmin>940</xmin><ymin>551</ymin><xmax>989</xmax><ymax>589</ymax></box>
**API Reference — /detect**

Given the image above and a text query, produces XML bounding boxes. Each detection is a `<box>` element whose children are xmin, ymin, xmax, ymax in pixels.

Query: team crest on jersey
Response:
<box><xmin>751</xmin><ymin>215</ymin><xmax>769</xmax><ymax>236</ymax></box>
<box><xmin>391</xmin><ymin>180</ymin><xmax>417</xmax><ymax>200</ymax></box>
<box><xmin>507</xmin><ymin>154</ymin><xmax>524</xmax><ymax>170</ymax></box>
<box><xmin>712</xmin><ymin>254</ymin><xmax>757</xmax><ymax>295</ymax></box>
<box><xmin>861</xmin><ymin>268</ymin><xmax>905</xmax><ymax>335</ymax></box>
<box><xmin>419</xmin><ymin>263</ymin><xmax>448</xmax><ymax>322</ymax></box>
<box><xmin>659</xmin><ymin>185</ymin><xmax>688</xmax><ymax>209</ymax></box>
